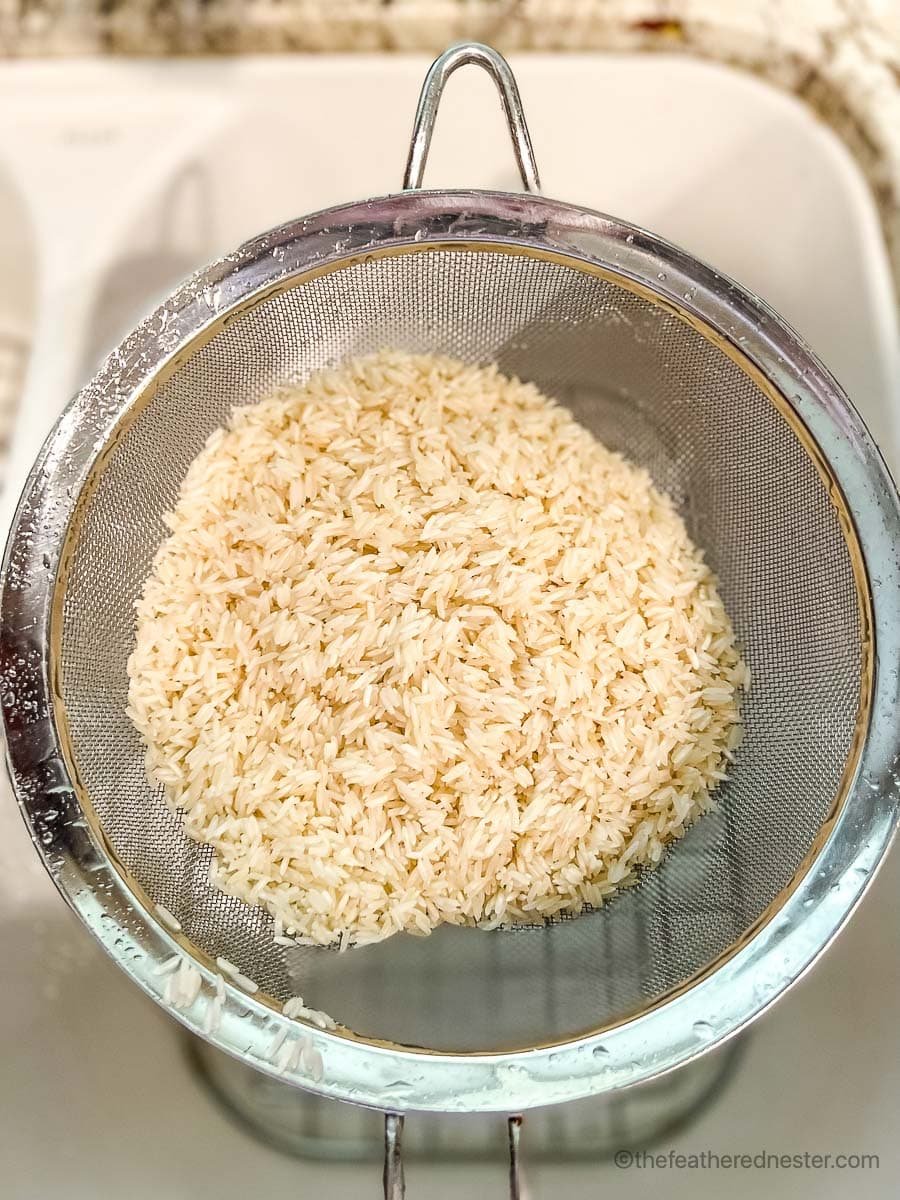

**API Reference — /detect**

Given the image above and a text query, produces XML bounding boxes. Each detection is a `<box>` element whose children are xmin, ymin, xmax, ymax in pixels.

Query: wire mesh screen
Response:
<box><xmin>59</xmin><ymin>247</ymin><xmax>862</xmax><ymax>1052</ymax></box>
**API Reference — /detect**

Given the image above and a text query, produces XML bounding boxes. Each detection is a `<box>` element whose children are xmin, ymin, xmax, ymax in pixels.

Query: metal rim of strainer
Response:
<box><xmin>2</xmin><ymin>45</ymin><xmax>900</xmax><ymax>1115</ymax></box>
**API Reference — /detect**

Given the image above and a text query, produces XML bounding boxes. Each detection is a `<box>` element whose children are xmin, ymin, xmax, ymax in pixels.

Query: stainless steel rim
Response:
<box><xmin>2</xmin><ymin>187</ymin><xmax>899</xmax><ymax>1112</ymax></box>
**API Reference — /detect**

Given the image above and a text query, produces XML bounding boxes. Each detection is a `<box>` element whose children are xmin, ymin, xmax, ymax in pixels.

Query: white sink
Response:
<box><xmin>0</xmin><ymin>159</ymin><xmax>36</xmax><ymax>470</ymax></box>
<box><xmin>0</xmin><ymin>53</ymin><xmax>897</xmax><ymax>1199</ymax></box>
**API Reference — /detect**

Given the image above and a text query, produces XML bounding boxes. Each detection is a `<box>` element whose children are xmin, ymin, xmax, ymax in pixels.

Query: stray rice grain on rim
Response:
<box><xmin>126</xmin><ymin>351</ymin><xmax>746</xmax><ymax>946</ymax></box>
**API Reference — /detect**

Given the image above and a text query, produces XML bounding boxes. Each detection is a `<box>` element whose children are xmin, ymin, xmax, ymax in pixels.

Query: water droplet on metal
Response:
<box><xmin>496</xmin><ymin>1062</ymin><xmax>528</xmax><ymax>1079</ymax></box>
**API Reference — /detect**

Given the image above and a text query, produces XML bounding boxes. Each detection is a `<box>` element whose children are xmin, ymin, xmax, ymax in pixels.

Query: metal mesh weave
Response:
<box><xmin>59</xmin><ymin>248</ymin><xmax>861</xmax><ymax>1052</ymax></box>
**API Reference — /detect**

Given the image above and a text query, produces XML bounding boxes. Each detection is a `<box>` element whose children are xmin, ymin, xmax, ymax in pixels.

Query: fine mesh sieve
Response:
<box><xmin>2</xmin><ymin>42</ymin><xmax>900</xmax><ymax>1158</ymax></box>
<box><xmin>60</xmin><ymin>247</ymin><xmax>862</xmax><ymax>1050</ymax></box>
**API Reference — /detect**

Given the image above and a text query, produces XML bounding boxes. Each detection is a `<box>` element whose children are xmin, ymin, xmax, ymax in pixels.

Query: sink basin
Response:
<box><xmin>0</xmin><ymin>53</ymin><xmax>897</xmax><ymax>1199</ymax></box>
<box><xmin>0</xmin><ymin>162</ymin><xmax>35</xmax><ymax>480</ymax></box>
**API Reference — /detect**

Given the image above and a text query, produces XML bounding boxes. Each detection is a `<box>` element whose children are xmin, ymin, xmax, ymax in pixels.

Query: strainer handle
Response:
<box><xmin>382</xmin><ymin>1112</ymin><xmax>525</xmax><ymax>1198</ymax></box>
<box><xmin>403</xmin><ymin>42</ymin><xmax>541</xmax><ymax>194</ymax></box>
<box><xmin>383</xmin><ymin>1113</ymin><xmax>405</xmax><ymax>1198</ymax></box>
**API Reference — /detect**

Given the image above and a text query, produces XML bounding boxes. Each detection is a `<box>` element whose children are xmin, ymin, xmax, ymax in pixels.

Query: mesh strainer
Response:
<box><xmin>3</xmin><ymin>41</ymin><xmax>900</xmax><ymax>1182</ymax></box>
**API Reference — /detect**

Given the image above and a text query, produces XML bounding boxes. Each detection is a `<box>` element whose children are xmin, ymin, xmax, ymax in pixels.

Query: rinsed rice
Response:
<box><xmin>154</xmin><ymin>902</ymin><xmax>182</xmax><ymax>933</ymax></box>
<box><xmin>268</xmin><ymin>1025</ymin><xmax>290</xmax><ymax>1058</ymax></box>
<box><xmin>203</xmin><ymin>993</ymin><xmax>223</xmax><ymax>1037</ymax></box>
<box><xmin>283</xmin><ymin>995</ymin><xmax>338</xmax><ymax>1031</ymax></box>
<box><xmin>127</xmin><ymin>351</ymin><xmax>746</xmax><ymax>947</ymax></box>
<box><xmin>301</xmin><ymin>1039</ymin><xmax>325</xmax><ymax>1082</ymax></box>
<box><xmin>164</xmin><ymin>958</ymin><xmax>202</xmax><ymax>1010</ymax></box>
<box><xmin>275</xmin><ymin>1038</ymin><xmax>301</xmax><ymax>1074</ymax></box>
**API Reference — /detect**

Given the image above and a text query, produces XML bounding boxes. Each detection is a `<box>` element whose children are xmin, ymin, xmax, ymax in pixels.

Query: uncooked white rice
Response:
<box><xmin>231</xmin><ymin>970</ymin><xmax>259</xmax><ymax>994</ymax></box>
<box><xmin>174</xmin><ymin>960</ymin><xmax>203</xmax><ymax>1010</ymax></box>
<box><xmin>203</xmin><ymin>994</ymin><xmax>223</xmax><ymax>1037</ymax></box>
<box><xmin>275</xmin><ymin>1037</ymin><xmax>300</xmax><ymax>1073</ymax></box>
<box><xmin>273</xmin><ymin>1034</ymin><xmax>323</xmax><ymax>1079</ymax></box>
<box><xmin>301</xmin><ymin>1039</ymin><xmax>325</xmax><ymax>1082</ymax></box>
<box><xmin>268</xmin><ymin>1025</ymin><xmax>290</xmax><ymax>1058</ymax></box>
<box><xmin>283</xmin><ymin>995</ymin><xmax>338</xmax><ymax>1031</ymax></box>
<box><xmin>127</xmin><ymin>351</ymin><xmax>745</xmax><ymax>947</ymax></box>
<box><xmin>162</xmin><ymin>957</ymin><xmax>202</xmax><ymax>1010</ymax></box>
<box><xmin>154</xmin><ymin>902</ymin><xmax>182</xmax><ymax>933</ymax></box>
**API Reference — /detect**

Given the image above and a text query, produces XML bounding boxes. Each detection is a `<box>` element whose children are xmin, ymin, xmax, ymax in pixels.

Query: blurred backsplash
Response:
<box><xmin>2</xmin><ymin>1</ymin><xmax>899</xmax><ymax>60</ymax></box>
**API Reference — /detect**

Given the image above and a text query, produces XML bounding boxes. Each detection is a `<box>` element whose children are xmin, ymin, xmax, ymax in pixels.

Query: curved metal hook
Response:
<box><xmin>403</xmin><ymin>42</ymin><xmax>541</xmax><ymax>194</ymax></box>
